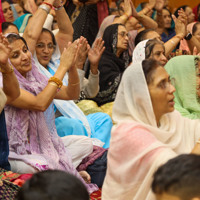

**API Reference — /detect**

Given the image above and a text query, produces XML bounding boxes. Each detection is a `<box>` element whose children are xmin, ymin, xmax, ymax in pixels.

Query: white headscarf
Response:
<box><xmin>0</xmin><ymin>88</ymin><xmax>6</xmax><ymax>113</ymax></box>
<box><xmin>102</xmin><ymin>62</ymin><xmax>200</xmax><ymax>200</ymax></box>
<box><xmin>33</xmin><ymin>46</ymin><xmax>91</xmax><ymax>136</ymax></box>
<box><xmin>132</xmin><ymin>39</ymin><xmax>149</xmax><ymax>64</ymax></box>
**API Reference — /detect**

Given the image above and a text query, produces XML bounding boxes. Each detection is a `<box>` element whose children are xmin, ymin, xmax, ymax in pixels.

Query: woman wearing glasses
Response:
<box><xmin>92</xmin><ymin>23</ymin><xmax>130</xmax><ymax>106</ymax></box>
<box><xmin>102</xmin><ymin>58</ymin><xmax>200</xmax><ymax>200</ymax></box>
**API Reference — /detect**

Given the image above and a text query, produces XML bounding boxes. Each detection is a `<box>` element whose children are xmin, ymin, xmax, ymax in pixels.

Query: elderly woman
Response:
<box><xmin>165</xmin><ymin>55</ymin><xmax>200</xmax><ymax>120</ymax></box>
<box><xmin>132</xmin><ymin>38</ymin><xmax>167</xmax><ymax>66</ymax></box>
<box><xmin>102</xmin><ymin>59</ymin><xmax>200</xmax><ymax>200</ymax></box>
<box><xmin>93</xmin><ymin>23</ymin><xmax>130</xmax><ymax>106</ymax></box>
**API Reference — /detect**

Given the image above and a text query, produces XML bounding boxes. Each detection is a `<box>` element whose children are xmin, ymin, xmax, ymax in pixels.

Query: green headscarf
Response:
<box><xmin>165</xmin><ymin>55</ymin><xmax>200</xmax><ymax>119</ymax></box>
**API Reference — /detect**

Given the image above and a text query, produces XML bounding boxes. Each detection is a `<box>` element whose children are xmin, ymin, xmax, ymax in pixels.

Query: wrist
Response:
<box><xmin>175</xmin><ymin>33</ymin><xmax>184</xmax><ymax>40</ymax></box>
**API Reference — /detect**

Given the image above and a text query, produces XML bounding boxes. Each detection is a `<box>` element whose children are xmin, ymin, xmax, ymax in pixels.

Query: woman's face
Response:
<box><xmin>193</xmin><ymin>24</ymin><xmax>200</xmax><ymax>42</ymax></box>
<box><xmin>2</xmin><ymin>1</ymin><xmax>14</xmax><ymax>22</ymax></box>
<box><xmin>35</xmin><ymin>31</ymin><xmax>55</xmax><ymax>68</ymax></box>
<box><xmin>162</xmin><ymin>9</ymin><xmax>171</xmax><ymax>29</ymax></box>
<box><xmin>14</xmin><ymin>4</ymin><xmax>24</xmax><ymax>17</ymax></box>
<box><xmin>185</xmin><ymin>6</ymin><xmax>195</xmax><ymax>24</ymax></box>
<box><xmin>3</xmin><ymin>25</ymin><xmax>19</xmax><ymax>35</ymax></box>
<box><xmin>148</xmin><ymin>66</ymin><xmax>176</xmax><ymax>121</ymax></box>
<box><xmin>150</xmin><ymin>44</ymin><xmax>167</xmax><ymax>66</ymax></box>
<box><xmin>117</xmin><ymin>25</ymin><xmax>128</xmax><ymax>51</ymax></box>
<box><xmin>9</xmin><ymin>39</ymin><xmax>32</xmax><ymax>77</ymax></box>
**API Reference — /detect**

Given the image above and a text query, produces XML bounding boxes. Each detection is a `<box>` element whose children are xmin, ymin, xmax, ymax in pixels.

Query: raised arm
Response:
<box><xmin>0</xmin><ymin>35</ymin><xmax>20</xmax><ymax>104</ymax></box>
<box><xmin>23</xmin><ymin>0</ymin><xmax>55</xmax><ymax>54</ymax></box>
<box><xmin>9</xmin><ymin>40</ymin><xmax>80</xmax><ymax>111</ymax></box>
<box><xmin>54</xmin><ymin>0</ymin><xmax>74</xmax><ymax>54</ymax></box>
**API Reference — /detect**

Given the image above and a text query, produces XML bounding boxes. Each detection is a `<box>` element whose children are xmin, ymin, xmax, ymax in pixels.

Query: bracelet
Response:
<box><xmin>124</xmin><ymin>12</ymin><xmax>129</xmax><ymax>18</ymax></box>
<box><xmin>48</xmin><ymin>77</ymin><xmax>63</xmax><ymax>88</ymax></box>
<box><xmin>197</xmin><ymin>141</ymin><xmax>200</xmax><ymax>144</ymax></box>
<box><xmin>54</xmin><ymin>4</ymin><xmax>63</xmax><ymax>10</ymax></box>
<box><xmin>0</xmin><ymin>65</ymin><xmax>14</xmax><ymax>74</ymax></box>
<box><xmin>170</xmin><ymin>40</ymin><xmax>175</xmax><ymax>45</ymax></box>
<box><xmin>39</xmin><ymin>4</ymin><xmax>50</xmax><ymax>14</ymax></box>
<box><xmin>41</xmin><ymin>2</ymin><xmax>53</xmax><ymax>9</ymax></box>
<box><xmin>49</xmin><ymin>82</ymin><xmax>61</xmax><ymax>92</ymax></box>
<box><xmin>68</xmin><ymin>81</ymin><xmax>80</xmax><ymax>86</ymax></box>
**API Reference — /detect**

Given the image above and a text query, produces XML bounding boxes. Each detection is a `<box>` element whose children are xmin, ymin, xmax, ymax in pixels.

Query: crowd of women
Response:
<box><xmin>0</xmin><ymin>0</ymin><xmax>200</xmax><ymax>199</ymax></box>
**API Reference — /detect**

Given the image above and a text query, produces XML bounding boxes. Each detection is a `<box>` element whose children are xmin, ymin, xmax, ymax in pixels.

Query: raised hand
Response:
<box><xmin>155</xmin><ymin>0</ymin><xmax>165</xmax><ymax>12</ymax></box>
<box><xmin>88</xmin><ymin>38</ymin><xmax>105</xmax><ymax>74</ymax></box>
<box><xmin>172</xmin><ymin>14</ymin><xmax>186</xmax><ymax>38</ymax></box>
<box><xmin>130</xmin><ymin>0</ymin><xmax>139</xmax><ymax>18</ymax></box>
<box><xmin>60</xmin><ymin>39</ymin><xmax>79</xmax><ymax>71</ymax></box>
<box><xmin>75</xmin><ymin>36</ymin><xmax>89</xmax><ymax>69</ymax></box>
<box><xmin>0</xmin><ymin>34</ymin><xmax>12</xmax><ymax>71</ymax></box>
<box><xmin>124</xmin><ymin>0</ymin><xmax>132</xmax><ymax>17</ymax></box>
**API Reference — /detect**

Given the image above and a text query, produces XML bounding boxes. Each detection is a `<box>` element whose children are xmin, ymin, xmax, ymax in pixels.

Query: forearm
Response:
<box><xmin>55</xmin><ymin>6</ymin><xmax>73</xmax><ymax>53</ymax></box>
<box><xmin>113</xmin><ymin>13</ymin><xmax>130</xmax><ymax>25</ymax></box>
<box><xmin>164</xmin><ymin>34</ymin><xmax>184</xmax><ymax>57</ymax></box>
<box><xmin>187</xmin><ymin>36</ymin><xmax>200</xmax><ymax>54</ymax></box>
<box><xmin>66</xmin><ymin>67</ymin><xmax>80</xmax><ymax>99</ymax></box>
<box><xmin>2</xmin><ymin>69</ymin><xmax>20</xmax><ymax>104</ymax></box>
<box><xmin>136</xmin><ymin>14</ymin><xmax>158</xmax><ymax>29</ymax></box>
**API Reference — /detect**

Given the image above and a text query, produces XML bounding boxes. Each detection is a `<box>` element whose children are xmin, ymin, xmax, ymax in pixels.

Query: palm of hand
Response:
<box><xmin>88</xmin><ymin>48</ymin><xmax>101</xmax><ymax>65</ymax></box>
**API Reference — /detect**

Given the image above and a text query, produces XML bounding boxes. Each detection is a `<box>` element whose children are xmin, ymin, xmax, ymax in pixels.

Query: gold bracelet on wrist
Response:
<box><xmin>0</xmin><ymin>65</ymin><xmax>14</xmax><ymax>74</ymax></box>
<box><xmin>48</xmin><ymin>77</ymin><xmax>63</xmax><ymax>88</ymax></box>
<box><xmin>68</xmin><ymin>81</ymin><xmax>80</xmax><ymax>86</ymax></box>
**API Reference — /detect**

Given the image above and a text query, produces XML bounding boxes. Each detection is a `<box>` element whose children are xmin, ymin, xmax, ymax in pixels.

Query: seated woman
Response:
<box><xmin>92</xmin><ymin>23</ymin><xmax>130</xmax><ymax>106</ymax></box>
<box><xmin>165</xmin><ymin>55</ymin><xmax>200</xmax><ymax>120</ymax></box>
<box><xmin>22</xmin><ymin>0</ymin><xmax>112</xmax><ymax>148</ymax></box>
<box><xmin>102</xmin><ymin>59</ymin><xmax>200</xmax><ymax>200</ymax></box>
<box><xmin>132</xmin><ymin>38</ymin><xmax>167</xmax><ymax>66</ymax></box>
<box><xmin>1</xmin><ymin>33</ymin><xmax>98</xmax><ymax>194</ymax></box>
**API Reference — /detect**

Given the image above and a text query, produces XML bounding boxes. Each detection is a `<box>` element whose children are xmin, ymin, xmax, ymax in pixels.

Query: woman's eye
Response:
<box><xmin>12</xmin><ymin>53</ymin><xmax>19</xmax><ymax>58</ymax></box>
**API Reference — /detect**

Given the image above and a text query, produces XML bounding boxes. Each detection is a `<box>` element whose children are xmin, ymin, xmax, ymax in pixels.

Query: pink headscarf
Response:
<box><xmin>0</xmin><ymin>0</ymin><xmax>6</xmax><ymax>23</ymax></box>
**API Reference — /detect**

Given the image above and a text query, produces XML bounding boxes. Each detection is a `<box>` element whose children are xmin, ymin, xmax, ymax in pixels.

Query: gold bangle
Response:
<box><xmin>197</xmin><ymin>141</ymin><xmax>200</xmax><ymax>144</ymax></box>
<box><xmin>68</xmin><ymin>81</ymin><xmax>80</xmax><ymax>86</ymax></box>
<box><xmin>124</xmin><ymin>12</ymin><xmax>129</xmax><ymax>18</ymax></box>
<box><xmin>48</xmin><ymin>77</ymin><xmax>63</xmax><ymax>88</ymax></box>
<box><xmin>0</xmin><ymin>65</ymin><xmax>14</xmax><ymax>74</ymax></box>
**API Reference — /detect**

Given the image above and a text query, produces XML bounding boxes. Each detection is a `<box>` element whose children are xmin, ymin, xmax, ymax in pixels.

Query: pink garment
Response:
<box><xmin>180</xmin><ymin>22</ymin><xmax>196</xmax><ymax>52</ymax></box>
<box><xmin>1</xmin><ymin>57</ymin><xmax>98</xmax><ymax>194</ymax></box>
<box><xmin>97</xmin><ymin>0</ymin><xmax>109</xmax><ymax>28</ymax></box>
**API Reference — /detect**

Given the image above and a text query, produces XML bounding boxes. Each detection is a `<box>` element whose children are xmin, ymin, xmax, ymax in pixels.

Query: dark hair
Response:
<box><xmin>1</xmin><ymin>22</ymin><xmax>18</xmax><ymax>34</ymax></box>
<box><xmin>1</xmin><ymin>0</ymin><xmax>9</xmax><ymax>3</ymax></box>
<box><xmin>16</xmin><ymin>170</ymin><xmax>89</xmax><ymax>200</ymax></box>
<box><xmin>174</xmin><ymin>5</ymin><xmax>188</xmax><ymax>18</ymax></box>
<box><xmin>135</xmin><ymin>29</ymin><xmax>155</xmax><ymax>46</ymax></box>
<box><xmin>41</xmin><ymin>28</ymin><xmax>56</xmax><ymax>46</ymax></box>
<box><xmin>192</xmin><ymin>22</ymin><xmax>200</xmax><ymax>35</ymax></box>
<box><xmin>142</xmin><ymin>59</ymin><xmax>161</xmax><ymax>84</ymax></box>
<box><xmin>145</xmin><ymin>39</ymin><xmax>165</xmax><ymax>59</ymax></box>
<box><xmin>6</xmin><ymin>33</ymin><xmax>28</xmax><ymax>49</ymax></box>
<box><xmin>152</xmin><ymin>154</ymin><xmax>200</xmax><ymax>200</ymax></box>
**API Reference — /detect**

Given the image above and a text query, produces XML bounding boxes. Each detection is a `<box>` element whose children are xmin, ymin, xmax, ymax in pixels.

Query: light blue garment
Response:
<box><xmin>14</xmin><ymin>13</ymin><xmax>32</xmax><ymax>33</ymax></box>
<box><xmin>34</xmin><ymin>47</ymin><xmax>112</xmax><ymax>148</ymax></box>
<box><xmin>10</xmin><ymin>4</ymin><xmax>18</xmax><ymax>21</ymax></box>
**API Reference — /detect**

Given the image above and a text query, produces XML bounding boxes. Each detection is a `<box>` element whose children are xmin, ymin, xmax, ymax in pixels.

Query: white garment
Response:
<box><xmin>102</xmin><ymin>62</ymin><xmax>200</xmax><ymax>200</ymax></box>
<box><xmin>132</xmin><ymin>39</ymin><xmax>149</xmax><ymax>64</ymax></box>
<box><xmin>9</xmin><ymin>135</ymin><xmax>93</xmax><ymax>173</ymax></box>
<box><xmin>0</xmin><ymin>88</ymin><xmax>7</xmax><ymax>113</ymax></box>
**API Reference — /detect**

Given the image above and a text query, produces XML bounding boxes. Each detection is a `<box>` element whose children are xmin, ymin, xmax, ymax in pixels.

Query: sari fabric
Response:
<box><xmin>93</xmin><ymin>24</ymin><xmax>130</xmax><ymax>106</ymax></box>
<box><xmin>14</xmin><ymin>14</ymin><xmax>32</xmax><ymax>33</ymax></box>
<box><xmin>0</xmin><ymin>57</ymin><xmax>97</xmax><ymax>194</ymax></box>
<box><xmin>0</xmin><ymin>0</ymin><xmax>5</xmax><ymax>23</ymax></box>
<box><xmin>165</xmin><ymin>55</ymin><xmax>200</xmax><ymax>119</ymax></box>
<box><xmin>102</xmin><ymin>61</ymin><xmax>200</xmax><ymax>200</ymax></box>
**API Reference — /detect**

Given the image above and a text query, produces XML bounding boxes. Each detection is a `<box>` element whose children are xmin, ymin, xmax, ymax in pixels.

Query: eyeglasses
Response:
<box><xmin>118</xmin><ymin>32</ymin><xmax>128</xmax><ymax>38</ymax></box>
<box><xmin>36</xmin><ymin>43</ymin><xmax>55</xmax><ymax>50</ymax></box>
<box><xmin>158</xmin><ymin>78</ymin><xmax>176</xmax><ymax>90</ymax></box>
